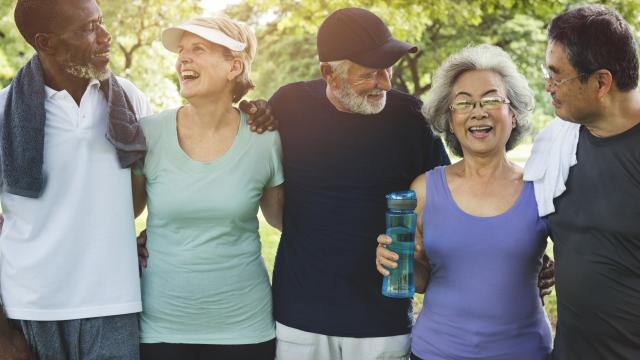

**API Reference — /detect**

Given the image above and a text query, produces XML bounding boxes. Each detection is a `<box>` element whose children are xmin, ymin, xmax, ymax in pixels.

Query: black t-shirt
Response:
<box><xmin>269</xmin><ymin>79</ymin><xmax>449</xmax><ymax>337</ymax></box>
<box><xmin>549</xmin><ymin>124</ymin><xmax>640</xmax><ymax>359</ymax></box>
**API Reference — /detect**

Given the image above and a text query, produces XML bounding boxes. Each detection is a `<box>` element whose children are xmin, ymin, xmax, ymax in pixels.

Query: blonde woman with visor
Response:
<box><xmin>132</xmin><ymin>17</ymin><xmax>283</xmax><ymax>360</ymax></box>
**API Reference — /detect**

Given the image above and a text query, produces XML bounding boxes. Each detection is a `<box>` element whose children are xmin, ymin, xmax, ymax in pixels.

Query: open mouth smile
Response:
<box><xmin>468</xmin><ymin>125</ymin><xmax>493</xmax><ymax>133</ymax></box>
<box><xmin>181</xmin><ymin>70</ymin><xmax>200</xmax><ymax>81</ymax></box>
<box><xmin>468</xmin><ymin>125</ymin><xmax>493</xmax><ymax>138</ymax></box>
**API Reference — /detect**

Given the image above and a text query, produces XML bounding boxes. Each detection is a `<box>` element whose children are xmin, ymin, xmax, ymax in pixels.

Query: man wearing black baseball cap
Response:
<box><xmin>316</xmin><ymin>7</ymin><xmax>417</xmax><ymax>69</ymax></box>
<box><xmin>267</xmin><ymin>7</ymin><xmax>449</xmax><ymax>360</ymax></box>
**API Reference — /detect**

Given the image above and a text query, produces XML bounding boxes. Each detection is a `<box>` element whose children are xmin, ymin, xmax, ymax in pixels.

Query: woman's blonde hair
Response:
<box><xmin>188</xmin><ymin>17</ymin><xmax>257</xmax><ymax>103</ymax></box>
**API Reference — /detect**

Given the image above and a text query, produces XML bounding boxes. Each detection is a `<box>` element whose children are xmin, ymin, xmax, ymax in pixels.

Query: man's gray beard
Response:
<box><xmin>335</xmin><ymin>82</ymin><xmax>386</xmax><ymax>115</ymax></box>
<box><xmin>64</xmin><ymin>63</ymin><xmax>111</xmax><ymax>81</ymax></box>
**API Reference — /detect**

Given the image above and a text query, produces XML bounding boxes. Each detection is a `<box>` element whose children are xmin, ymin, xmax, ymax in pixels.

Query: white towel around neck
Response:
<box><xmin>523</xmin><ymin>117</ymin><xmax>580</xmax><ymax>217</ymax></box>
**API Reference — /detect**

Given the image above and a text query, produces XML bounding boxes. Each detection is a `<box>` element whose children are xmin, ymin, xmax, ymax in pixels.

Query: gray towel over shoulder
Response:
<box><xmin>1</xmin><ymin>54</ymin><xmax>146</xmax><ymax>198</ymax></box>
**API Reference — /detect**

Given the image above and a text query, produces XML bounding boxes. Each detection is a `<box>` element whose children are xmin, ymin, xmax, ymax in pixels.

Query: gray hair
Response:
<box><xmin>323</xmin><ymin>59</ymin><xmax>352</xmax><ymax>77</ymax></box>
<box><xmin>422</xmin><ymin>44</ymin><xmax>534</xmax><ymax>157</ymax></box>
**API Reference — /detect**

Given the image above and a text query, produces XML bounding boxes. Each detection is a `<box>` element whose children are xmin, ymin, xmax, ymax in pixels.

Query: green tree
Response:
<box><xmin>228</xmin><ymin>0</ymin><xmax>562</xmax><ymax>97</ymax></box>
<box><xmin>1</xmin><ymin>0</ymin><xmax>639</xmax><ymax>115</ymax></box>
<box><xmin>0</xmin><ymin>0</ymin><xmax>201</xmax><ymax>109</ymax></box>
<box><xmin>0</xmin><ymin>0</ymin><xmax>33</xmax><ymax>87</ymax></box>
<box><xmin>99</xmin><ymin>0</ymin><xmax>201</xmax><ymax>110</ymax></box>
<box><xmin>227</xmin><ymin>0</ymin><xmax>640</xmax><ymax>136</ymax></box>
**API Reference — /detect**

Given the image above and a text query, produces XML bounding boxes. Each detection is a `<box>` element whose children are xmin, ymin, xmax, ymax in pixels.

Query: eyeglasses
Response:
<box><xmin>449</xmin><ymin>96</ymin><xmax>510</xmax><ymax>113</ymax></box>
<box><xmin>540</xmin><ymin>64</ymin><xmax>586</xmax><ymax>88</ymax></box>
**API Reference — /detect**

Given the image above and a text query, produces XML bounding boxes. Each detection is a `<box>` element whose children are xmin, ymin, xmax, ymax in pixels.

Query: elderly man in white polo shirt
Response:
<box><xmin>0</xmin><ymin>0</ymin><xmax>151</xmax><ymax>358</ymax></box>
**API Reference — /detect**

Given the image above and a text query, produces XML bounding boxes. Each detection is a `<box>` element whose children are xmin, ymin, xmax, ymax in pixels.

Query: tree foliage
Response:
<box><xmin>0</xmin><ymin>0</ymin><xmax>201</xmax><ymax>110</ymax></box>
<box><xmin>1</xmin><ymin>0</ymin><xmax>639</xmax><ymax>131</ymax></box>
<box><xmin>0</xmin><ymin>0</ymin><xmax>33</xmax><ymax>86</ymax></box>
<box><xmin>228</xmin><ymin>0</ymin><xmax>640</xmax><ymax>135</ymax></box>
<box><xmin>99</xmin><ymin>0</ymin><xmax>202</xmax><ymax>109</ymax></box>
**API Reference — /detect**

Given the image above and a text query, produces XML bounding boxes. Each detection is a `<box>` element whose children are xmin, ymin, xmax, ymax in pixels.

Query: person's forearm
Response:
<box><xmin>0</xmin><ymin>301</ymin><xmax>11</xmax><ymax>334</ymax></box>
<box><xmin>260</xmin><ymin>185</ymin><xmax>283</xmax><ymax>231</ymax></box>
<box><xmin>131</xmin><ymin>174</ymin><xmax>147</xmax><ymax>218</ymax></box>
<box><xmin>0</xmin><ymin>298</ymin><xmax>32</xmax><ymax>358</ymax></box>
<box><xmin>262</xmin><ymin>207</ymin><xmax>282</xmax><ymax>231</ymax></box>
<box><xmin>133</xmin><ymin>193</ymin><xmax>147</xmax><ymax>218</ymax></box>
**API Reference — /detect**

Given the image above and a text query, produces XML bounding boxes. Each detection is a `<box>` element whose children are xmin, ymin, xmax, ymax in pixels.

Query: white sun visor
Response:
<box><xmin>161</xmin><ymin>23</ymin><xmax>246</xmax><ymax>53</ymax></box>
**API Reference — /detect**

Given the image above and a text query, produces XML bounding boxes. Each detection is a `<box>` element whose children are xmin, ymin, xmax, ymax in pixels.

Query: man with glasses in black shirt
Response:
<box><xmin>542</xmin><ymin>5</ymin><xmax>640</xmax><ymax>359</ymax></box>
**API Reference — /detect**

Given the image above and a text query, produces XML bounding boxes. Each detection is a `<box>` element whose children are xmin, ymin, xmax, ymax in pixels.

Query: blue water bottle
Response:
<box><xmin>381</xmin><ymin>190</ymin><xmax>417</xmax><ymax>298</ymax></box>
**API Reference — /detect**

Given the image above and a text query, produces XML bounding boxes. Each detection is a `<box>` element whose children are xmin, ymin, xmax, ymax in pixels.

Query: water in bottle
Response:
<box><xmin>381</xmin><ymin>190</ymin><xmax>417</xmax><ymax>298</ymax></box>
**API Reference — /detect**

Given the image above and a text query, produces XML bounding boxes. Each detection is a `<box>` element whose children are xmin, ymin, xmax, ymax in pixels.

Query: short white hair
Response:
<box><xmin>422</xmin><ymin>44</ymin><xmax>534</xmax><ymax>157</ymax></box>
<box><xmin>323</xmin><ymin>59</ymin><xmax>352</xmax><ymax>77</ymax></box>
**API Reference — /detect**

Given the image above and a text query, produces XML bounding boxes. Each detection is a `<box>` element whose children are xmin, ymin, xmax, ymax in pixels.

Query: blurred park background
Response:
<box><xmin>3</xmin><ymin>0</ymin><xmax>640</xmax><ymax>333</ymax></box>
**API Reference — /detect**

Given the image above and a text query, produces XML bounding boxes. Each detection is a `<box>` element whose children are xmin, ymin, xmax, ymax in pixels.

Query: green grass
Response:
<box><xmin>134</xmin><ymin>143</ymin><xmax>558</xmax><ymax>331</ymax></box>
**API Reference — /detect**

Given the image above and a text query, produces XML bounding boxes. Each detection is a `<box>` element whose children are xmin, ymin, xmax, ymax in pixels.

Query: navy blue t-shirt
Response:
<box><xmin>270</xmin><ymin>79</ymin><xmax>449</xmax><ymax>337</ymax></box>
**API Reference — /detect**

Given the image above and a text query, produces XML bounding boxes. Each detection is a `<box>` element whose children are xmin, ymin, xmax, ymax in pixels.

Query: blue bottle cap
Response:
<box><xmin>386</xmin><ymin>190</ymin><xmax>417</xmax><ymax>210</ymax></box>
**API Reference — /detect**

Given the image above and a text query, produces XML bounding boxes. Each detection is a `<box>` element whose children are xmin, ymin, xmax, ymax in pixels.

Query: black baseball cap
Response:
<box><xmin>317</xmin><ymin>8</ymin><xmax>418</xmax><ymax>69</ymax></box>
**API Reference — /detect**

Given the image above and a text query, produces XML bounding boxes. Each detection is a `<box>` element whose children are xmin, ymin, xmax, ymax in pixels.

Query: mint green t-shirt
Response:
<box><xmin>138</xmin><ymin>108</ymin><xmax>283</xmax><ymax>344</ymax></box>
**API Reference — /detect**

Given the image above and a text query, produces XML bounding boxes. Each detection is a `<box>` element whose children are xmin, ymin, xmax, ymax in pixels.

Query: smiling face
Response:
<box><xmin>52</xmin><ymin>0</ymin><xmax>111</xmax><ymax>80</ymax></box>
<box><xmin>332</xmin><ymin>62</ymin><xmax>392</xmax><ymax>114</ymax></box>
<box><xmin>175</xmin><ymin>32</ymin><xmax>241</xmax><ymax>101</ymax></box>
<box><xmin>449</xmin><ymin>70</ymin><xmax>515</xmax><ymax>158</ymax></box>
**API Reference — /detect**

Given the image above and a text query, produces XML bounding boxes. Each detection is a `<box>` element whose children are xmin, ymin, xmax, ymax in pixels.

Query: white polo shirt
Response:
<box><xmin>0</xmin><ymin>77</ymin><xmax>152</xmax><ymax>320</ymax></box>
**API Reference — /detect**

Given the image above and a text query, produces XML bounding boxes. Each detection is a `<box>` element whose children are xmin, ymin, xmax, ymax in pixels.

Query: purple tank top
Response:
<box><xmin>412</xmin><ymin>166</ymin><xmax>552</xmax><ymax>360</ymax></box>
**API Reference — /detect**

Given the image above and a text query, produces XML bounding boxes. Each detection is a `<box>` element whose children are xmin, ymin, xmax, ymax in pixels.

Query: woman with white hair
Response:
<box><xmin>132</xmin><ymin>17</ymin><xmax>282</xmax><ymax>360</ymax></box>
<box><xmin>376</xmin><ymin>44</ymin><xmax>552</xmax><ymax>359</ymax></box>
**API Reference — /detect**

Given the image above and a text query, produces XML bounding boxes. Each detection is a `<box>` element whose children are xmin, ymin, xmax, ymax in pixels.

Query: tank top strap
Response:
<box><xmin>425</xmin><ymin>166</ymin><xmax>450</xmax><ymax>209</ymax></box>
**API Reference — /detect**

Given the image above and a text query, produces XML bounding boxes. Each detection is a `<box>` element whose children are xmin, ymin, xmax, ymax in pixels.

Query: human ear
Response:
<box><xmin>227</xmin><ymin>58</ymin><xmax>244</xmax><ymax>81</ymax></box>
<box><xmin>320</xmin><ymin>63</ymin><xmax>339</xmax><ymax>89</ymax></box>
<box><xmin>594</xmin><ymin>69</ymin><xmax>613</xmax><ymax>98</ymax></box>
<box><xmin>34</xmin><ymin>33</ymin><xmax>56</xmax><ymax>54</ymax></box>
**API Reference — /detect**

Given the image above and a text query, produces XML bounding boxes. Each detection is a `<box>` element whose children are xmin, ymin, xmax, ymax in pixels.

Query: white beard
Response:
<box><xmin>335</xmin><ymin>82</ymin><xmax>386</xmax><ymax>115</ymax></box>
<box><xmin>64</xmin><ymin>63</ymin><xmax>111</xmax><ymax>81</ymax></box>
